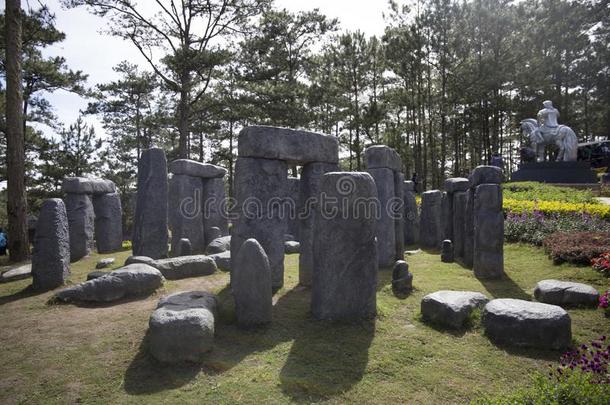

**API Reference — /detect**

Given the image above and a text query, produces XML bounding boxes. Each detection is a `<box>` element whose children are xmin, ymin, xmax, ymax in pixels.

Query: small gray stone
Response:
<box><xmin>421</xmin><ymin>291</ymin><xmax>489</xmax><ymax>329</ymax></box>
<box><xmin>0</xmin><ymin>264</ymin><xmax>32</xmax><ymax>283</ymax></box>
<box><xmin>151</xmin><ymin>255</ymin><xmax>217</xmax><ymax>280</ymax></box>
<box><xmin>96</xmin><ymin>258</ymin><xmax>115</xmax><ymax>269</ymax></box>
<box><xmin>178</xmin><ymin>238</ymin><xmax>192</xmax><ymax>256</ymax></box>
<box><xmin>62</xmin><ymin>177</ymin><xmax>116</xmax><ymax>195</ymax></box>
<box><xmin>207</xmin><ymin>227</ymin><xmax>222</xmax><ymax>243</ymax></box>
<box><xmin>419</xmin><ymin>190</ymin><xmax>443</xmax><ymax>250</ymax></box>
<box><xmin>205</xmin><ymin>235</ymin><xmax>231</xmax><ymax>255</ymax></box>
<box><xmin>232</xmin><ymin>239</ymin><xmax>272</xmax><ymax>327</ymax></box>
<box><xmin>148</xmin><ymin>291</ymin><xmax>218</xmax><ymax>363</ymax></box>
<box><xmin>482</xmin><ymin>298</ymin><xmax>572</xmax><ymax>349</ymax></box>
<box><xmin>64</xmin><ymin>193</ymin><xmax>95</xmax><ymax>262</ymax></box>
<box><xmin>169</xmin><ymin>159</ymin><xmax>227</xmax><ymax>178</ymax></box>
<box><xmin>444</xmin><ymin>177</ymin><xmax>470</xmax><ymax>193</ymax></box>
<box><xmin>284</xmin><ymin>240</ymin><xmax>300</xmax><ymax>254</ymax></box>
<box><xmin>238</xmin><ymin>125</ymin><xmax>339</xmax><ymax>164</ymax></box>
<box><xmin>209</xmin><ymin>251</ymin><xmax>231</xmax><ymax>272</ymax></box>
<box><xmin>132</xmin><ymin>148</ymin><xmax>169</xmax><ymax>259</ymax></box>
<box><xmin>125</xmin><ymin>256</ymin><xmax>154</xmax><ymax>266</ymax></box>
<box><xmin>441</xmin><ymin>240</ymin><xmax>454</xmax><ymax>263</ymax></box>
<box><xmin>469</xmin><ymin>165</ymin><xmax>503</xmax><ymax>187</ymax></box>
<box><xmin>92</xmin><ymin>192</ymin><xmax>123</xmax><ymax>253</ymax></box>
<box><xmin>534</xmin><ymin>280</ymin><xmax>599</xmax><ymax>307</ymax></box>
<box><xmin>392</xmin><ymin>260</ymin><xmax>412</xmax><ymax>293</ymax></box>
<box><xmin>87</xmin><ymin>271</ymin><xmax>109</xmax><ymax>280</ymax></box>
<box><xmin>32</xmin><ymin>199</ymin><xmax>70</xmax><ymax>291</ymax></box>
<box><xmin>56</xmin><ymin>264</ymin><xmax>164</xmax><ymax>302</ymax></box>
<box><xmin>364</xmin><ymin>145</ymin><xmax>402</xmax><ymax>172</ymax></box>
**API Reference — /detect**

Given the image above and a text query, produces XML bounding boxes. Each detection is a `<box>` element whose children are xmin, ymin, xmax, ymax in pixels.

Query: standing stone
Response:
<box><xmin>64</xmin><ymin>193</ymin><xmax>95</xmax><ymax>262</ymax></box>
<box><xmin>298</xmin><ymin>162</ymin><xmax>338</xmax><ymax>286</ymax></box>
<box><xmin>133</xmin><ymin>148</ymin><xmax>169</xmax><ymax>259</ymax></box>
<box><xmin>394</xmin><ymin>172</ymin><xmax>405</xmax><ymax>260</ymax></box>
<box><xmin>441</xmin><ymin>240</ymin><xmax>454</xmax><ymax>263</ymax></box>
<box><xmin>92</xmin><ymin>192</ymin><xmax>123</xmax><ymax>253</ymax></box>
<box><xmin>473</xmin><ymin>184</ymin><xmax>504</xmax><ymax>279</ymax></box>
<box><xmin>311</xmin><ymin>172</ymin><xmax>378</xmax><ymax>321</ymax></box>
<box><xmin>463</xmin><ymin>188</ymin><xmax>475</xmax><ymax>268</ymax></box>
<box><xmin>31</xmin><ymin>199</ymin><xmax>70</xmax><ymax>291</ymax></box>
<box><xmin>233</xmin><ymin>238</ymin><xmax>272</xmax><ymax>327</ymax></box>
<box><xmin>231</xmin><ymin>157</ymin><xmax>288</xmax><ymax>290</ymax></box>
<box><xmin>202</xmin><ymin>177</ymin><xmax>229</xmax><ymax>241</ymax></box>
<box><xmin>179</xmin><ymin>238</ymin><xmax>192</xmax><ymax>256</ymax></box>
<box><xmin>403</xmin><ymin>181</ymin><xmax>419</xmax><ymax>245</ymax></box>
<box><xmin>207</xmin><ymin>226</ymin><xmax>222</xmax><ymax>243</ymax></box>
<box><xmin>419</xmin><ymin>190</ymin><xmax>443</xmax><ymax>250</ymax></box>
<box><xmin>392</xmin><ymin>260</ymin><xmax>413</xmax><ymax>294</ymax></box>
<box><xmin>169</xmin><ymin>174</ymin><xmax>205</xmax><ymax>255</ymax></box>
<box><xmin>452</xmin><ymin>191</ymin><xmax>468</xmax><ymax>260</ymax></box>
<box><xmin>367</xmin><ymin>167</ymin><xmax>396</xmax><ymax>267</ymax></box>
<box><xmin>286</xmin><ymin>177</ymin><xmax>300</xmax><ymax>241</ymax></box>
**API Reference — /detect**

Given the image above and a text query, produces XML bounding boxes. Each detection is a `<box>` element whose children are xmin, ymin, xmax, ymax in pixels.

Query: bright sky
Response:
<box><xmin>34</xmin><ymin>0</ymin><xmax>389</xmax><ymax>138</ymax></box>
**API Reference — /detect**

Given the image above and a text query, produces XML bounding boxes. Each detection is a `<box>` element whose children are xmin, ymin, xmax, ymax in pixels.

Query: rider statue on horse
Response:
<box><xmin>520</xmin><ymin>100</ymin><xmax>578</xmax><ymax>162</ymax></box>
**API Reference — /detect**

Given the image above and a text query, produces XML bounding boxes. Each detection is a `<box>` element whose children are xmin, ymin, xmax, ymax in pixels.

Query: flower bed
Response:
<box><xmin>504</xmin><ymin>198</ymin><xmax>610</xmax><ymax>220</ymax></box>
<box><xmin>543</xmin><ymin>232</ymin><xmax>610</xmax><ymax>265</ymax></box>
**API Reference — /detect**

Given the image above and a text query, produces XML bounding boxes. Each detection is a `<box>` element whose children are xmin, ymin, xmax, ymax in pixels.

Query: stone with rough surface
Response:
<box><xmin>419</xmin><ymin>190</ymin><xmax>443</xmax><ymax>250</ymax></box>
<box><xmin>132</xmin><ymin>148</ymin><xmax>169</xmax><ymax>259</ymax></box>
<box><xmin>209</xmin><ymin>251</ymin><xmax>231</xmax><ymax>272</ymax></box>
<box><xmin>421</xmin><ymin>290</ymin><xmax>489</xmax><ymax>329</ymax></box>
<box><xmin>62</xmin><ymin>177</ymin><xmax>116</xmax><ymax>195</ymax></box>
<box><xmin>55</xmin><ymin>264</ymin><xmax>163</xmax><ymax>302</ymax></box>
<box><xmin>403</xmin><ymin>180</ymin><xmax>415</xmax><ymax>192</ymax></box>
<box><xmin>65</xmin><ymin>193</ymin><xmax>95</xmax><ymax>262</ymax></box>
<box><xmin>403</xmin><ymin>185</ymin><xmax>419</xmax><ymax>245</ymax></box>
<box><xmin>284</xmin><ymin>240</ymin><xmax>300</xmax><ymax>254</ymax></box>
<box><xmin>311</xmin><ymin>172</ymin><xmax>378</xmax><ymax>321</ymax></box>
<box><xmin>452</xmin><ymin>191</ymin><xmax>467</xmax><ymax>260</ymax></box>
<box><xmin>207</xmin><ymin>227</ymin><xmax>222</xmax><ymax>243</ymax></box>
<box><xmin>473</xmin><ymin>184</ymin><xmax>504</xmax><ymax>279</ymax></box>
<box><xmin>169</xmin><ymin>174</ymin><xmax>205</xmax><ymax>255</ymax></box>
<box><xmin>125</xmin><ymin>256</ymin><xmax>154</xmax><ymax>266</ymax></box>
<box><xmin>32</xmin><ymin>199</ymin><xmax>70</xmax><ymax>291</ymax></box>
<box><xmin>368</xmin><ymin>167</ymin><xmax>396</xmax><ymax>267</ymax></box>
<box><xmin>96</xmin><ymin>258</ymin><xmax>115</xmax><ymax>269</ymax></box>
<box><xmin>470</xmin><ymin>165</ymin><xmax>503</xmax><ymax>187</ymax></box>
<box><xmin>391</xmin><ymin>260</ymin><xmax>412</xmax><ymax>293</ymax></box>
<box><xmin>238</xmin><ymin>125</ymin><xmax>338</xmax><ymax>164</ymax></box>
<box><xmin>231</xmin><ymin>157</ymin><xmax>288</xmax><ymax>290</ymax></box>
<box><xmin>483</xmin><ymin>298</ymin><xmax>571</xmax><ymax>349</ymax></box>
<box><xmin>364</xmin><ymin>145</ymin><xmax>402</xmax><ymax>172</ymax></box>
<box><xmin>169</xmin><ymin>159</ymin><xmax>227</xmax><ymax>178</ymax></box>
<box><xmin>151</xmin><ymin>255</ymin><xmax>217</xmax><ymax>280</ymax></box>
<box><xmin>92</xmin><ymin>192</ymin><xmax>123</xmax><ymax>253</ymax></box>
<box><xmin>0</xmin><ymin>264</ymin><xmax>32</xmax><ymax>283</ymax></box>
<box><xmin>87</xmin><ymin>271</ymin><xmax>109</xmax><ymax>280</ymax></box>
<box><xmin>444</xmin><ymin>177</ymin><xmax>470</xmax><ymax>193</ymax></box>
<box><xmin>178</xmin><ymin>238</ymin><xmax>192</xmax><ymax>256</ymax></box>
<box><xmin>394</xmin><ymin>172</ymin><xmax>405</xmax><ymax>260</ymax></box>
<box><xmin>233</xmin><ymin>239</ymin><xmax>272</xmax><ymax>327</ymax></box>
<box><xmin>441</xmin><ymin>240</ymin><xmax>454</xmax><ymax>263</ymax></box>
<box><xmin>205</xmin><ymin>235</ymin><xmax>231</xmax><ymax>255</ymax></box>
<box><xmin>534</xmin><ymin>280</ymin><xmax>599</xmax><ymax>307</ymax></box>
<box><xmin>202</xmin><ymin>177</ymin><xmax>229</xmax><ymax>241</ymax></box>
<box><xmin>148</xmin><ymin>291</ymin><xmax>218</xmax><ymax>363</ymax></box>
<box><xmin>298</xmin><ymin>162</ymin><xmax>339</xmax><ymax>286</ymax></box>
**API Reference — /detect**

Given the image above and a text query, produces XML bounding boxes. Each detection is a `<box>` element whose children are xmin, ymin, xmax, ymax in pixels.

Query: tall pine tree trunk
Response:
<box><xmin>5</xmin><ymin>0</ymin><xmax>29</xmax><ymax>262</ymax></box>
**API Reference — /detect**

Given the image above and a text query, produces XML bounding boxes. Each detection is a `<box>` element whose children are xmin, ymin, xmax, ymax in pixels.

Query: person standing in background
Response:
<box><xmin>0</xmin><ymin>228</ymin><xmax>8</xmax><ymax>256</ymax></box>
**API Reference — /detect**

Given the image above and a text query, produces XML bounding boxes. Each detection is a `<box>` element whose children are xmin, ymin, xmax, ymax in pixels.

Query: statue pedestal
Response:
<box><xmin>511</xmin><ymin>161</ymin><xmax>598</xmax><ymax>184</ymax></box>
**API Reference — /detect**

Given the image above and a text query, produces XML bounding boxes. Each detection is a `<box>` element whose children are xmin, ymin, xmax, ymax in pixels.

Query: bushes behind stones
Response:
<box><xmin>542</xmin><ymin>231</ymin><xmax>610</xmax><ymax>265</ymax></box>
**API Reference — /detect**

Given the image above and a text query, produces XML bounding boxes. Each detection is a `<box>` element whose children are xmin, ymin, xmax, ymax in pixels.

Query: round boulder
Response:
<box><xmin>534</xmin><ymin>279</ymin><xmax>599</xmax><ymax>307</ymax></box>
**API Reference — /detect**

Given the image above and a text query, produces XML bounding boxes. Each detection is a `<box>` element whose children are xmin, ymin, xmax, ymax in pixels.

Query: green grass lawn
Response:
<box><xmin>0</xmin><ymin>244</ymin><xmax>608</xmax><ymax>404</ymax></box>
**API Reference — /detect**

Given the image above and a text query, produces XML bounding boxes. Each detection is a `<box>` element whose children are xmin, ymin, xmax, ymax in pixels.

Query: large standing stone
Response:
<box><xmin>169</xmin><ymin>159</ymin><xmax>227</xmax><ymax>178</ymax></box>
<box><xmin>534</xmin><ymin>280</ymin><xmax>600</xmax><ymax>307</ymax></box>
<box><xmin>64</xmin><ymin>193</ymin><xmax>95</xmax><ymax>262</ymax></box>
<box><xmin>444</xmin><ymin>177</ymin><xmax>471</xmax><ymax>194</ymax></box>
<box><xmin>452</xmin><ymin>191</ymin><xmax>467</xmax><ymax>260</ymax></box>
<box><xmin>169</xmin><ymin>174</ymin><xmax>205</xmax><ymax>255</ymax></box>
<box><xmin>133</xmin><ymin>148</ymin><xmax>169</xmax><ymax>259</ymax></box>
<box><xmin>482</xmin><ymin>298</ymin><xmax>571</xmax><ymax>349</ymax></box>
<box><xmin>201</xmin><ymin>177</ymin><xmax>229</xmax><ymax>241</ymax></box>
<box><xmin>470</xmin><ymin>165</ymin><xmax>503</xmax><ymax>187</ymax></box>
<box><xmin>92</xmin><ymin>192</ymin><xmax>123</xmax><ymax>253</ymax></box>
<box><xmin>238</xmin><ymin>126</ymin><xmax>339</xmax><ymax>164</ymax></box>
<box><xmin>31</xmin><ymin>199</ymin><xmax>70</xmax><ymax>291</ymax></box>
<box><xmin>441</xmin><ymin>191</ymin><xmax>452</xmax><ymax>242</ymax></box>
<box><xmin>463</xmin><ymin>188</ymin><xmax>475</xmax><ymax>268</ymax></box>
<box><xmin>298</xmin><ymin>162</ymin><xmax>338</xmax><ymax>286</ymax></box>
<box><xmin>62</xmin><ymin>177</ymin><xmax>116</xmax><ymax>195</ymax></box>
<box><xmin>473</xmin><ymin>184</ymin><xmax>504</xmax><ymax>279</ymax></box>
<box><xmin>364</xmin><ymin>145</ymin><xmax>402</xmax><ymax>172</ymax></box>
<box><xmin>403</xmin><ymin>181</ymin><xmax>419</xmax><ymax>245</ymax></box>
<box><xmin>367</xmin><ymin>167</ymin><xmax>396</xmax><ymax>267</ymax></box>
<box><xmin>148</xmin><ymin>291</ymin><xmax>218</xmax><ymax>363</ymax></box>
<box><xmin>286</xmin><ymin>177</ymin><xmax>300</xmax><ymax>241</ymax></box>
<box><xmin>311</xmin><ymin>172</ymin><xmax>378</xmax><ymax>321</ymax></box>
<box><xmin>232</xmin><ymin>238</ymin><xmax>273</xmax><ymax>327</ymax></box>
<box><xmin>419</xmin><ymin>190</ymin><xmax>443</xmax><ymax>250</ymax></box>
<box><xmin>231</xmin><ymin>157</ymin><xmax>288</xmax><ymax>290</ymax></box>
<box><xmin>394</xmin><ymin>172</ymin><xmax>405</xmax><ymax>260</ymax></box>
<box><xmin>421</xmin><ymin>290</ymin><xmax>489</xmax><ymax>329</ymax></box>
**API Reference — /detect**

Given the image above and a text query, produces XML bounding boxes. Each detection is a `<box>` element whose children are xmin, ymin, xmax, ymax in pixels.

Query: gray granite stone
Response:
<box><xmin>444</xmin><ymin>177</ymin><xmax>470</xmax><ymax>193</ymax></box>
<box><xmin>205</xmin><ymin>235</ymin><xmax>231</xmax><ymax>255</ymax></box>
<box><xmin>0</xmin><ymin>264</ymin><xmax>31</xmax><ymax>283</ymax></box>
<box><xmin>452</xmin><ymin>191</ymin><xmax>467</xmax><ymax>260</ymax></box>
<box><xmin>391</xmin><ymin>260</ymin><xmax>412</xmax><ymax>294</ymax></box>
<box><xmin>403</xmin><ymin>185</ymin><xmax>419</xmax><ymax>245</ymax></box>
<box><xmin>368</xmin><ymin>167</ymin><xmax>396</xmax><ymax>267</ymax></box>
<box><xmin>202</xmin><ymin>177</ymin><xmax>229</xmax><ymax>242</ymax></box>
<box><xmin>364</xmin><ymin>145</ymin><xmax>402</xmax><ymax>172</ymax></box>
<box><xmin>463</xmin><ymin>188</ymin><xmax>475</xmax><ymax>268</ymax></box>
<box><xmin>534</xmin><ymin>279</ymin><xmax>599</xmax><ymax>307</ymax></box>
<box><xmin>441</xmin><ymin>240</ymin><xmax>454</xmax><ymax>263</ymax></box>
<box><xmin>419</xmin><ymin>190</ymin><xmax>443</xmax><ymax>250</ymax></box>
<box><xmin>169</xmin><ymin>174</ymin><xmax>205</xmax><ymax>255</ymax></box>
<box><xmin>473</xmin><ymin>184</ymin><xmax>504</xmax><ymax>279</ymax></box>
<box><xmin>394</xmin><ymin>172</ymin><xmax>405</xmax><ymax>260</ymax></box>
<box><xmin>151</xmin><ymin>255</ymin><xmax>217</xmax><ymax>280</ymax></box>
<box><xmin>168</xmin><ymin>159</ymin><xmax>227</xmax><ymax>178</ymax></box>
<box><xmin>32</xmin><ymin>199</ymin><xmax>70</xmax><ymax>291</ymax></box>
<box><xmin>96</xmin><ymin>258</ymin><xmax>115</xmax><ymax>269</ymax></box>
<box><xmin>62</xmin><ymin>177</ymin><xmax>116</xmax><ymax>195</ymax></box>
<box><xmin>92</xmin><ymin>192</ymin><xmax>123</xmax><ymax>253</ymax></box>
<box><xmin>421</xmin><ymin>290</ymin><xmax>489</xmax><ymax>329</ymax></box>
<box><xmin>178</xmin><ymin>238</ymin><xmax>192</xmax><ymax>256</ymax></box>
<box><xmin>64</xmin><ymin>193</ymin><xmax>95</xmax><ymax>262</ymax></box>
<box><xmin>470</xmin><ymin>165</ymin><xmax>503</xmax><ymax>187</ymax></box>
<box><xmin>125</xmin><ymin>256</ymin><xmax>154</xmax><ymax>266</ymax></box>
<box><xmin>209</xmin><ymin>251</ymin><xmax>231</xmax><ymax>272</ymax></box>
<box><xmin>284</xmin><ymin>240</ymin><xmax>300</xmax><ymax>254</ymax></box>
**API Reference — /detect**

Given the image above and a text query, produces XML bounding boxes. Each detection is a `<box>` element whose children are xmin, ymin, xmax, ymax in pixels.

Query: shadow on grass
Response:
<box><xmin>479</xmin><ymin>274</ymin><xmax>531</xmax><ymax>300</ymax></box>
<box><xmin>485</xmin><ymin>338</ymin><xmax>565</xmax><ymax>362</ymax></box>
<box><xmin>0</xmin><ymin>284</ymin><xmax>47</xmax><ymax>306</ymax></box>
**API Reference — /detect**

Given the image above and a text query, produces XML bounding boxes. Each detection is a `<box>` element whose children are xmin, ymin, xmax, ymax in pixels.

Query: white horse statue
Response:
<box><xmin>519</xmin><ymin>118</ymin><xmax>578</xmax><ymax>162</ymax></box>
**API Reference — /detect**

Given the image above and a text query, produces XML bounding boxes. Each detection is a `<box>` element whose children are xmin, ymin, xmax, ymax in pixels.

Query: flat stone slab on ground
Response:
<box><xmin>421</xmin><ymin>291</ymin><xmax>489</xmax><ymax>329</ymax></box>
<box><xmin>205</xmin><ymin>236</ymin><xmax>231</xmax><ymax>255</ymax></box>
<box><xmin>238</xmin><ymin>125</ymin><xmax>339</xmax><ymax>164</ymax></box>
<box><xmin>284</xmin><ymin>241</ymin><xmax>300</xmax><ymax>254</ymax></box>
<box><xmin>168</xmin><ymin>159</ymin><xmax>227</xmax><ymax>178</ymax></box>
<box><xmin>125</xmin><ymin>256</ymin><xmax>154</xmax><ymax>266</ymax></box>
<box><xmin>208</xmin><ymin>251</ymin><xmax>231</xmax><ymax>272</ymax></box>
<box><xmin>96</xmin><ymin>258</ymin><xmax>115</xmax><ymax>269</ymax></box>
<box><xmin>151</xmin><ymin>255</ymin><xmax>217</xmax><ymax>280</ymax></box>
<box><xmin>482</xmin><ymin>298</ymin><xmax>571</xmax><ymax>349</ymax></box>
<box><xmin>148</xmin><ymin>291</ymin><xmax>218</xmax><ymax>363</ymax></box>
<box><xmin>55</xmin><ymin>264</ymin><xmax>164</xmax><ymax>303</ymax></box>
<box><xmin>0</xmin><ymin>264</ymin><xmax>32</xmax><ymax>283</ymax></box>
<box><xmin>87</xmin><ymin>271</ymin><xmax>110</xmax><ymax>281</ymax></box>
<box><xmin>534</xmin><ymin>279</ymin><xmax>599</xmax><ymax>307</ymax></box>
